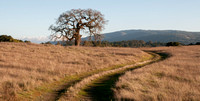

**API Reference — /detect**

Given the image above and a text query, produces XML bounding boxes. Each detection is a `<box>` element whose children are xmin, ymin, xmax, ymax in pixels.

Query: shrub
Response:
<box><xmin>166</xmin><ymin>42</ymin><xmax>180</xmax><ymax>46</ymax></box>
<box><xmin>24</xmin><ymin>40</ymin><xmax>31</xmax><ymax>43</ymax></box>
<box><xmin>45</xmin><ymin>41</ymin><xmax>52</xmax><ymax>44</ymax></box>
<box><xmin>0</xmin><ymin>35</ymin><xmax>14</xmax><ymax>42</ymax></box>
<box><xmin>83</xmin><ymin>41</ymin><xmax>93</xmax><ymax>46</ymax></box>
<box><xmin>0</xmin><ymin>35</ymin><xmax>24</xmax><ymax>42</ymax></box>
<box><xmin>195</xmin><ymin>42</ymin><xmax>200</xmax><ymax>45</ymax></box>
<box><xmin>188</xmin><ymin>43</ymin><xmax>194</xmax><ymax>45</ymax></box>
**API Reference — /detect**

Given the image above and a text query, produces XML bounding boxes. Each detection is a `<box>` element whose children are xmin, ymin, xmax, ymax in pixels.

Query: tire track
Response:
<box><xmin>58</xmin><ymin>51</ymin><xmax>170</xmax><ymax>101</ymax></box>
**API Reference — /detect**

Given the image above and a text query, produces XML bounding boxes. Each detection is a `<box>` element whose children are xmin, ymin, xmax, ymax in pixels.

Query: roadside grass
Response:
<box><xmin>114</xmin><ymin>46</ymin><xmax>200</xmax><ymax>100</ymax></box>
<box><xmin>20</xmin><ymin>54</ymin><xmax>154</xmax><ymax>101</ymax></box>
<box><xmin>72</xmin><ymin>51</ymin><xmax>165</xmax><ymax>101</ymax></box>
<box><xmin>0</xmin><ymin>42</ymin><xmax>149</xmax><ymax>100</ymax></box>
<box><xmin>18</xmin><ymin>62</ymin><xmax>134</xmax><ymax>100</ymax></box>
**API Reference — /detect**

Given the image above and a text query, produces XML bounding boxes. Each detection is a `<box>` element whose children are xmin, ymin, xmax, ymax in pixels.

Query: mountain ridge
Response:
<box><xmin>83</xmin><ymin>29</ymin><xmax>200</xmax><ymax>44</ymax></box>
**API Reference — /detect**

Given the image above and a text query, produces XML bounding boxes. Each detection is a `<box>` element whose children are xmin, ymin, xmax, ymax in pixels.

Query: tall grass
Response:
<box><xmin>114</xmin><ymin>46</ymin><xmax>200</xmax><ymax>101</ymax></box>
<box><xmin>0</xmin><ymin>42</ymin><xmax>148</xmax><ymax>100</ymax></box>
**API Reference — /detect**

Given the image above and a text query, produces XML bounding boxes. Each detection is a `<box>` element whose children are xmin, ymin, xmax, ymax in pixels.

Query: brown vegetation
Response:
<box><xmin>59</xmin><ymin>52</ymin><xmax>157</xmax><ymax>101</ymax></box>
<box><xmin>0</xmin><ymin>42</ymin><xmax>148</xmax><ymax>100</ymax></box>
<box><xmin>114</xmin><ymin>46</ymin><xmax>200</xmax><ymax>101</ymax></box>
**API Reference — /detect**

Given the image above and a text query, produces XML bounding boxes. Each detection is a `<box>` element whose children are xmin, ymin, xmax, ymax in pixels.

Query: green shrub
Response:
<box><xmin>45</xmin><ymin>41</ymin><xmax>52</xmax><ymax>44</ymax></box>
<box><xmin>166</xmin><ymin>42</ymin><xmax>180</xmax><ymax>46</ymax></box>
<box><xmin>0</xmin><ymin>35</ymin><xmax>14</xmax><ymax>42</ymax></box>
<box><xmin>24</xmin><ymin>40</ymin><xmax>31</xmax><ymax>43</ymax></box>
<box><xmin>0</xmin><ymin>35</ymin><xmax>24</xmax><ymax>42</ymax></box>
<box><xmin>195</xmin><ymin>42</ymin><xmax>200</xmax><ymax>45</ymax></box>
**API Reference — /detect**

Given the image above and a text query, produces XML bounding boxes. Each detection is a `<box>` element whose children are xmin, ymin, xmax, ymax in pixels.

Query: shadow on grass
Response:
<box><xmin>82</xmin><ymin>51</ymin><xmax>171</xmax><ymax>101</ymax></box>
<box><xmin>83</xmin><ymin>72</ymin><xmax>121</xmax><ymax>101</ymax></box>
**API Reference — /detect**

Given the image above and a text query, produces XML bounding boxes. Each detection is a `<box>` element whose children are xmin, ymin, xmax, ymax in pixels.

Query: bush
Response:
<box><xmin>83</xmin><ymin>41</ymin><xmax>93</xmax><ymax>46</ymax></box>
<box><xmin>195</xmin><ymin>42</ymin><xmax>200</xmax><ymax>45</ymax></box>
<box><xmin>45</xmin><ymin>41</ymin><xmax>52</xmax><ymax>44</ymax></box>
<box><xmin>24</xmin><ymin>40</ymin><xmax>31</xmax><ymax>43</ymax></box>
<box><xmin>0</xmin><ymin>35</ymin><xmax>23</xmax><ymax>42</ymax></box>
<box><xmin>188</xmin><ymin>43</ymin><xmax>194</xmax><ymax>45</ymax></box>
<box><xmin>166</xmin><ymin>42</ymin><xmax>180</xmax><ymax>46</ymax></box>
<box><xmin>0</xmin><ymin>35</ymin><xmax>14</xmax><ymax>42</ymax></box>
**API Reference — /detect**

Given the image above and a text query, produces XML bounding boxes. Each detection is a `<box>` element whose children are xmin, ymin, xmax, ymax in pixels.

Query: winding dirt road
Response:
<box><xmin>39</xmin><ymin>51</ymin><xmax>169</xmax><ymax>101</ymax></box>
<box><xmin>56</xmin><ymin>51</ymin><xmax>169</xmax><ymax>101</ymax></box>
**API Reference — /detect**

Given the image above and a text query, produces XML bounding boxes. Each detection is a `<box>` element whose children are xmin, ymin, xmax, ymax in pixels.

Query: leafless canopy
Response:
<box><xmin>49</xmin><ymin>8</ymin><xmax>107</xmax><ymax>46</ymax></box>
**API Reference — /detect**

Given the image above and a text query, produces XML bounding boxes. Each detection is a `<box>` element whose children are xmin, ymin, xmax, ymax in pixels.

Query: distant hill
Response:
<box><xmin>83</xmin><ymin>30</ymin><xmax>200</xmax><ymax>44</ymax></box>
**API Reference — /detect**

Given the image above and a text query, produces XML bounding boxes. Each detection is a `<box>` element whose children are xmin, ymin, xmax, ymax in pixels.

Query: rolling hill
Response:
<box><xmin>83</xmin><ymin>30</ymin><xmax>200</xmax><ymax>44</ymax></box>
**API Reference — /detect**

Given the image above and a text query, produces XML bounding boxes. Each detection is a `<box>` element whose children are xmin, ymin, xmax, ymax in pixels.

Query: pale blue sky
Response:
<box><xmin>0</xmin><ymin>0</ymin><xmax>200</xmax><ymax>43</ymax></box>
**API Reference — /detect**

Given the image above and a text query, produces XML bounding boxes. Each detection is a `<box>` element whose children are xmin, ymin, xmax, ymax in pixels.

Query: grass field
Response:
<box><xmin>114</xmin><ymin>46</ymin><xmax>200</xmax><ymax>101</ymax></box>
<box><xmin>1</xmin><ymin>42</ymin><xmax>199</xmax><ymax>101</ymax></box>
<box><xmin>0</xmin><ymin>42</ymin><xmax>149</xmax><ymax>100</ymax></box>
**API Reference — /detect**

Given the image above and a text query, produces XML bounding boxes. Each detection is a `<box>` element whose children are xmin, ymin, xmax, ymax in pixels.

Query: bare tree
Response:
<box><xmin>49</xmin><ymin>9</ymin><xmax>107</xmax><ymax>46</ymax></box>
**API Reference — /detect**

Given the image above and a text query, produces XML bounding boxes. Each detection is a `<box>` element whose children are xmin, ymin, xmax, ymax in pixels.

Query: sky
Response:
<box><xmin>0</xmin><ymin>0</ymin><xmax>200</xmax><ymax>43</ymax></box>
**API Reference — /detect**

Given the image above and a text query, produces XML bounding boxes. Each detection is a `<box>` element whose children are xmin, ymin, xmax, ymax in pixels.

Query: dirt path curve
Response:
<box><xmin>57</xmin><ymin>51</ymin><xmax>170</xmax><ymax>101</ymax></box>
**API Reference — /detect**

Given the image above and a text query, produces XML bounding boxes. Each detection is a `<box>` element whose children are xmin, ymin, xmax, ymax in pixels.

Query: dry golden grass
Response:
<box><xmin>114</xmin><ymin>46</ymin><xmax>200</xmax><ymax>101</ymax></box>
<box><xmin>59</xmin><ymin>52</ymin><xmax>156</xmax><ymax>101</ymax></box>
<box><xmin>0</xmin><ymin>42</ymin><xmax>149</xmax><ymax>100</ymax></box>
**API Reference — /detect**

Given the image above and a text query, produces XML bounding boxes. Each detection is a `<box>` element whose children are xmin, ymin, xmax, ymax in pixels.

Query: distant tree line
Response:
<box><xmin>47</xmin><ymin>40</ymin><xmax>195</xmax><ymax>47</ymax></box>
<box><xmin>82</xmin><ymin>40</ymin><xmax>166</xmax><ymax>47</ymax></box>
<box><xmin>42</xmin><ymin>39</ymin><xmax>200</xmax><ymax>47</ymax></box>
<box><xmin>2</xmin><ymin>35</ymin><xmax>199</xmax><ymax>47</ymax></box>
<box><xmin>188</xmin><ymin>42</ymin><xmax>200</xmax><ymax>45</ymax></box>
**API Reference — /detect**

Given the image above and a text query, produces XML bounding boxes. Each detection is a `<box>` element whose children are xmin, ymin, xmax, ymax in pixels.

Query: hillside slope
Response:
<box><xmin>83</xmin><ymin>30</ymin><xmax>200</xmax><ymax>44</ymax></box>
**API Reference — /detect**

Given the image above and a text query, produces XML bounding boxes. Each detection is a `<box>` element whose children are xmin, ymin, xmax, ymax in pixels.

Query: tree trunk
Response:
<box><xmin>75</xmin><ymin>34</ymin><xmax>82</xmax><ymax>46</ymax></box>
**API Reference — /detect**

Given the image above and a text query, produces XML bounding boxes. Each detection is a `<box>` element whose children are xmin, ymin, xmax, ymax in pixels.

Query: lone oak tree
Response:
<box><xmin>49</xmin><ymin>9</ymin><xmax>107</xmax><ymax>46</ymax></box>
